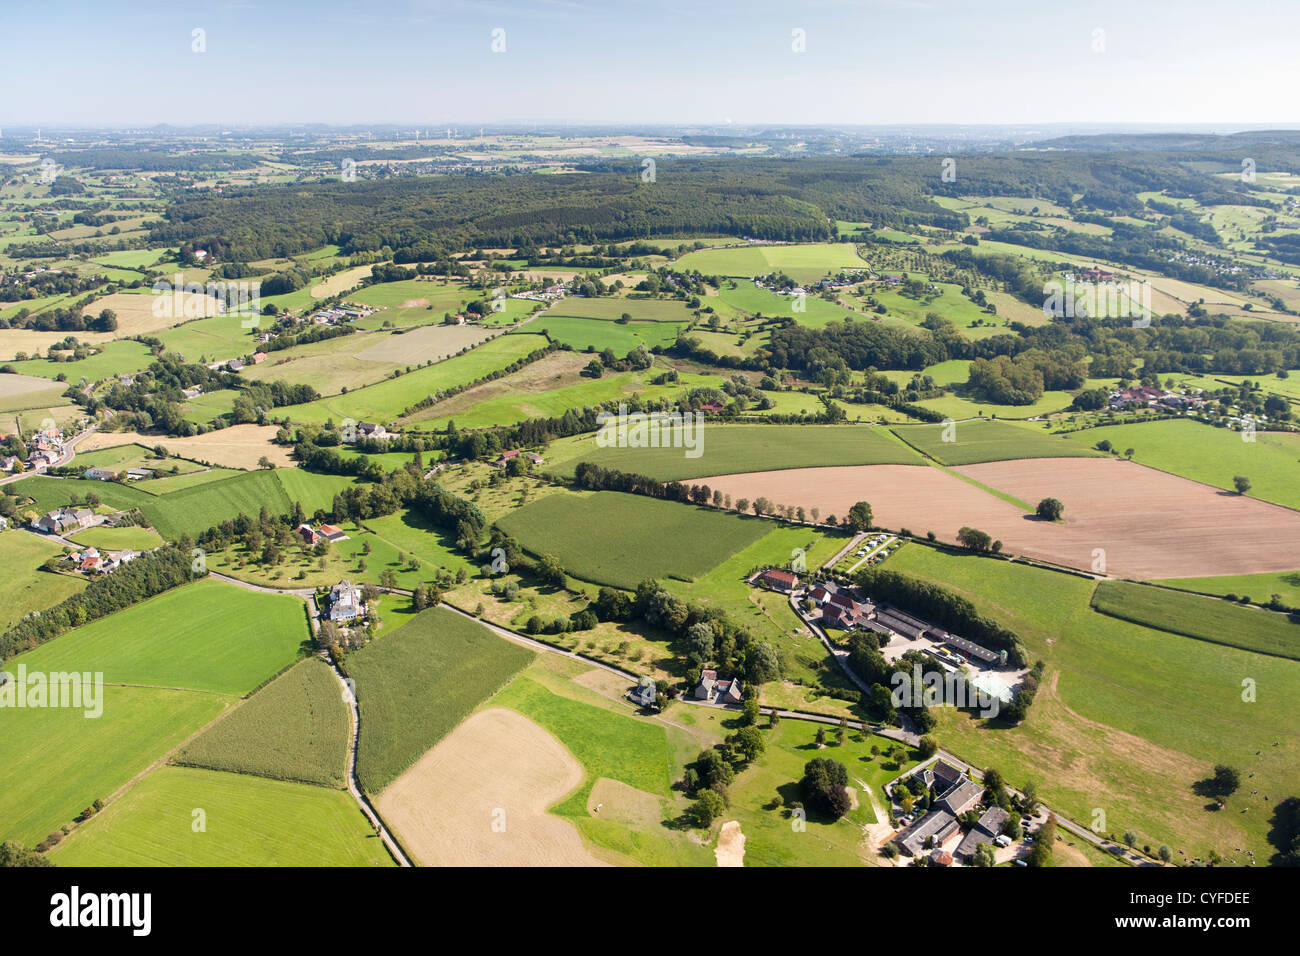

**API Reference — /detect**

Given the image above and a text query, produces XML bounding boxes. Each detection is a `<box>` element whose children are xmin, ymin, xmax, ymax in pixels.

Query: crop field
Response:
<box><xmin>346</xmin><ymin>607</ymin><xmax>535</xmax><ymax>793</ymax></box>
<box><xmin>530</xmin><ymin>314</ymin><xmax>682</xmax><ymax>351</ymax></box>
<box><xmin>51</xmin><ymin>766</ymin><xmax>393</xmax><ymax>867</ymax></box>
<box><xmin>176</xmin><ymin>658</ymin><xmax>350</xmax><ymax>786</ymax></box>
<box><xmin>0</xmin><ymin>529</ymin><xmax>86</xmax><ymax>632</ymax></box>
<box><xmin>73</xmin><ymin>442</ymin><xmax>209</xmax><ymax>476</ymax></box>
<box><xmin>283</xmin><ymin>333</ymin><xmax>547</xmax><ymax>423</ymax></box>
<box><xmin>885</xmin><ymin>544</ymin><xmax>1300</xmax><ymax>862</ymax></box>
<box><xmin>893</xmin><ymin>418</ymin><xmax>1103</xmax><ymax>465</ymax></box>
<box><xmin>13</xmin><ymin>577</ymin><xmax>308</xmax><ymax>695</ymax></box>
<box><xmin>88</xmin><ymin>290</ymin><xmax>222</xmax><ymax>337</ymax></box>
<box><xmin>1091</xmin><ymin>581</ymin><xmax>1300</xmax><ymax>660</ymax></box>
<box><xmin>1077</xmin><ymin>418</ymin><xmax>1300</xmax><ymax>511</ymax></box>
<box><xmin>544</xmin><ymin>423</ymin><xmax>923</xmax><ymax>482</ymax></box>
<box><xmin>65</xmin><ymin>525</ymin><xmax>163</xmax><ymax>551</ymax></box>
<box><xmin>497</xmin><ymin>490</ymin><xmax>771</xmax><ymax>589</ymax></box>
<box><xmin>915</xmin><ymin>390</ymin><xmax>1076</xmax><ymax>421</ymax></box>
<box><xmin>673</xmin><ymin>242</ymin><xmax>868</xmax><ymax>284</ymax></box>
<box><xmin>0</xmin><ymin>685</ymin><xmax>227</xmax><ymax>846</ymax></box>
<box><xmin>142</xmin><ymin>468</ymin><xmax>292</xmax><ymax>539</ymax></box>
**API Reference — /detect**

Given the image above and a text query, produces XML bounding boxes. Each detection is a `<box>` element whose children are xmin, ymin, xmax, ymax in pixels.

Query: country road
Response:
<box><xmin>0</xmin><ymin>422</ymin><xmax>98</xmax><ymax>487</ymax></box>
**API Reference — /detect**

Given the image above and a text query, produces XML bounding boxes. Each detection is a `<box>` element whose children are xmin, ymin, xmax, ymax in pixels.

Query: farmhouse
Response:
<box><xmin>357</xmin><ymin>422</ymin><xmax>388</xmax><ymax>440</ymax></box>
<box><xmin>898</xmin><ymin>808</ymin><xmax>963</xmax><ymax>858</ymax></box>
<box><xmin>329</xmin><ymin>580</ymin><xmax>364</xmax><ymax>623</ymax></box>
<box><xmin>318</xmin><ymin>524</ymin><xmax>349</xmax><ymax>543</ymax></box>
<box><xmin>33</xmin><ymin>507</ymin><xmax>93</xmax><ymax>534</ymax></box>
<box><xmin>694</xmin><ymin>668</ymin><xmax>717</xmax><ymax>700</ymax></box>
<box><xmin>126</xmin><ymin>468</ymin><xmax>155</xmax><ymax>481</ymax></box>
<box><xmin>693</xmin><ymin>668</ymin><xmax>743</xmax><ymax>704</ymax></box>
<box><xmin>895</xmin><ymin>759</ymin><xmax>988</xmax><ymax>858</ymax></box>
<box><xmin>82</xmin><ymin>466</ymin><xmax>116</xmax><ymax>481</ymax></box>
<box><xmin>298</xmin><ymin>523</ymin><xmax>321</xmax><ymax>546</ymax></box>
<box><xmin>754</xmin><ymin>567</ymin><xmax>799</xmax><ymax>592</ymax></box>
<box><xmin>954</xmin><ymin>806</ymin><xmax>1011</xmax><ymax>862</ymax></box>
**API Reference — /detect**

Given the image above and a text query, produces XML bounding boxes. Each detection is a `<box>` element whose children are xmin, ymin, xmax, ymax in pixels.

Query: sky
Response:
<box><xmin>2</xmin><ymin>0</ymin><xmax>1297</xmax><ymax>128</ymax></box>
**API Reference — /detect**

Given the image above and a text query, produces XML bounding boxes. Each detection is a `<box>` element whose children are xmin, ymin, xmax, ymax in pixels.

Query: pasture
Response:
<box><xmin>0</xmin><ymin>372</ymin><xmax>69</xmax><ymax>413</ymax></box>
<box><xmin>78</xmin><ymin>424</ymin><xmax>292</xmax><ymax>471</ymax></box>
<box><xmin>52</xmin><ymin>766</ymin><xmax>393</xmax><ymax>867</ymax></box>
<box><xmin>347</xmin><ymin>607</ymin><xmax>535</xmax><ymax>794</ymax></box>
<box><xmin>0</xmin><ymin>685</ymin><xmax>227</xmax><ymax>846</ymax></box>
<box><xmin>12</xmin><ymin>577</ymin><xmax>308</xmax><ymax>695</ymax></box>
<box><xmin>176</xmin><ymin>658</ymin><xmax>350</xmax><ymax>786</ymax></box>
<box><xmin>0</xmin><ymin>529</ymin><xmax>86</xmax><ymax>633</ymax></box>
<box><xmin>530</xmin><ymin>314</ymin><xmax>682</xmax><ymax>352</ymax></box>
<box><xmin>6</xmin><ymin>340</ymin><xmax>153</xmax><ymax>381</ymax></box>
<box><xmin>1091</xmin><ymin>581</ymin><xmax>1300</xmax><ymax>660</ymax></box>
<box><xmin>496</xmin><ymin>490</ymin><xmax>771</xmax><ymax>589</ymax></box>
<box><xmin>65</xmin><ymin>525</ymin><xmax>163</xmax><ymax>552</ymax></box>
<box><xmin>1078</xmin><ymin>418</ymin><xmax>1300</xmax><ymax>511</ymax></box>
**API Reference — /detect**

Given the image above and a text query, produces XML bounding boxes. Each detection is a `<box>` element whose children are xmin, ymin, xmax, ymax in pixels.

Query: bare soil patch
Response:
<box><xmin>587</xmin><ymin>777</ymin><xmax>663</xmax><ymax>831</ymax></box>
<box><xmin>377</xmin><ymin>707</ymin><xmax>606</xmax><ymax>867</ymax></box>
<box><xmin>700</xmin><ymin>459</ymin><xmax>1300</xmax><ymax>578</ymax></box>
<box><xmin>715</xmin><ymin>820</ymin><xmax>746</xmax><ymax>867</ymax></box>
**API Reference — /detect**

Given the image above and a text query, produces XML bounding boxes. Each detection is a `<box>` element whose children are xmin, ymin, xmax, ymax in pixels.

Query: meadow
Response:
<box><xmin>673</xmin><ymin>242</ymin><xmax>868</xmax><ymax>285</ymax></box>
<box><xmin>544</xmin><ymin>423</ymin><xmax>923</xmax><ymax>482</ymax></box>
<box><xmin>893</xmin><ymin>418</ymin><xmax>1103</xmax><ymax>465</ymax></box>
<box><xmin>0</xmin><ymin>685</ymin><xmax>227</xmax><ymax>846</ymax></box>
<box><xmin>7</xmin><ymin>340</ymin><xmax>154</xmax><ymax>382</ymax></box>
<box><xmin>12</xmin><ymin>577</ymin><xmax>308</xmax><ymax>695</ymax></box>
<box><xmin>65</xmin><ymin>525</ymin><xmax>163</xmax><ymax>551</ymax></box>
<box><xmin>1158</xmin><ymin>569</ymin><xmax>1300</xmax><ymax>608</ymax></box>
<box><xmin>51</xmin><ymin>765</ymin><xmax>393</xmax><ymax>867</ymax></box>
<box><xmin>0</xmin><ymin>529</ymin><xmax>86</xmax><ymax>632</ymax></box>
<box><xmin>346</xmin><ymin>607</ymin><xmax>535</xmax><ymax>793</ymax></box>
<box><xmin>175</xmin><ymin>658</ymin><xmax>350</xmax><ymax>787</ymax></box>
<box><xmin>530</xmin><ymin>314</ymin><xmax>682</xmax><ymax>351</ymax></box>
<box><xmin>496</xmin><ymin>490</ymin><xmax>771</xmax><ymax>589</ymax></box>
<box><xmin>1091</xmin><ymin>581</ymin><xmax>1300</xmax><ymax>660</ymax></box>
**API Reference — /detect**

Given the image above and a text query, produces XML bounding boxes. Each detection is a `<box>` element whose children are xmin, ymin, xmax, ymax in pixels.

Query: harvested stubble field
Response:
<box><xmin>79</xmin><ymin>424</ymin><xmax>292</xmax><ymax>470</ymax></box>
<box><xmin>699</xmin><ymin>458</ymin><xmax>1300</xmax><ymax>579</ymax></box>
<box><xmin>377</xmin><ymin>707</ymin><xmax>605</xmax><ymax>867</ymax></box>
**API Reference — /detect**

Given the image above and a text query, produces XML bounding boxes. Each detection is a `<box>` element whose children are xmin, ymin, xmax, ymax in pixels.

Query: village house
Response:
<box><xmin>329</xmin><ymin>580</ymin><xmax>364</xmax><ymax>623</ymax></box>
<box><xmin>693</xmin><ymin>668</ymin><xmax>744</xmax><ymax>704</ymax></box>
<box><xmin>298</xmin><ymin>523</ymin><xmax>321</xmax><ymax>546</ymax></box>
<box><xmin>1</xmin><ymin>455</ymin><xmax>19</xmax><ymax>472</ymax></box>
<box><xmin>251</xmin><ymin>352</ymin><xmax>267</xmax><ymax>364</ymax></box>
<box><xmin>357</xmin><ymin>422</ymin><xmax>388</xmax><ymax>440</ymax></box>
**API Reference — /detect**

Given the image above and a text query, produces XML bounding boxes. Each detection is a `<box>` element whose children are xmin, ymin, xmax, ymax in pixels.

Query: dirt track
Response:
<box><xmin>698</xmin><ymin>458</ymin><xmax>1300</xmax><ymax>579</ymax></box>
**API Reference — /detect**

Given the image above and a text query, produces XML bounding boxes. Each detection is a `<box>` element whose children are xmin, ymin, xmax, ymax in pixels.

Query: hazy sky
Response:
<box><xmin>4</xmin><ymin>0</ymin><xmax>1296</xmax><ymax>127</ymax></box>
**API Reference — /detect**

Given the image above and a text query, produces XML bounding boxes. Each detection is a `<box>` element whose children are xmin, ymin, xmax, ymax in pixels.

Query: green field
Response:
<box><xmin>176</xmin><ymin>658</ymin><xmax>350</xmax><ymax>786</ymax></box>
<box><xmin>673</xmin><ymin>242</ymin><xmax>868</xmax><ymax>284</ymax></box>
<box><xmin>13</xmin><ymin>577</ymin><xmax>308</xmax><ymax>695</ymax></box>
<box><xmin>1092</xmin><ymin>581</ymin><xmax>1300</xmax><ymax>660</ymax></box>
<box><xmin>52</xmin><ymin>765</ymin><xmax>393</xmax><ymax>867</ymax></box>
<box><xmin>283</xmin><ymin>333</ymin><xmax>547</xmax><ymax>424</ymax></box>
<box><xmin>886</xmin><ymin>543</ymin><xmax>1300</xmax><ymax>862</ymax></box>
<box><xmin>1158</xmin><ymin>569</ymin><xmax>1300</xmax><ymax>608</ymax></box>
<box><xmin>0</xmin><ymin>685</ymin><xmax>226</xmax><ymax>846</ymax></box>
<box><xmin>0</xmin><ymin>529</ymin><xmax>86</xmax><ymax>632</ymax></box>
<box><xmin>155</xmin><ymin>313</ymin><xmax>267</xmax><ymax>362</ymax></box>
<box><xmin>544</xmin><ymin>423</ymin><xmax>922</xmax><ymax>482</ymax></box>
<box><xmin>65</xmin><ymin>525</ymin><xmax>164</xmax><ymax>551</ymax></box>
<box><xmin>538</xmin><ymin>296</ymin><xmax>696</xmax><ymax>322</ymax></box>
<box><xmin>497</xmin><ymin>490</ymin><xmax>771</xmax><ymax>589</ymax></box>
<box><xmin>894</xmin><ymin>418</ymin><xmax>1103</xmax><ymax>465</ymax></box>
<box><xmin>529</xmin><ymin>314</ymin><xmax>682</xmax><ymax>351</ymax></box>
<box><xmin>1079</xmin><ymin>418</ymin><xmax>1300</xmax><ymax>510</ymax></box>
<box><xmin>8</xmin><ymin>340</ymin><xmax>154</xmax><ymax>382</ymax></box>
<box><xmin>348</xmin><ymin>607</ymin><xmax>535</xmax><ymax>793</ymax></box>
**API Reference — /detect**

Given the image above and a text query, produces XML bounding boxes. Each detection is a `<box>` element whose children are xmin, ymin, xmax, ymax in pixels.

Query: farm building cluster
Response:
<box><xmin>890</xmin><ymin>758</ymin><xmax>1021</xmax><ymax>865</ymax></box>
<box><xmin>2</xmin><ymin>424</ymin><xmax>72</xmax><ymax>474</ymax></box>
